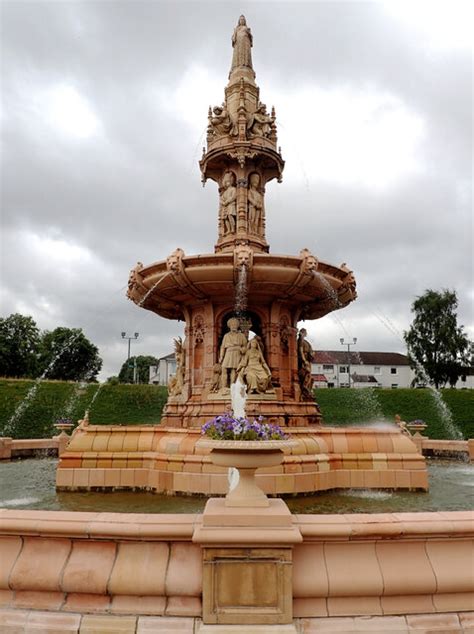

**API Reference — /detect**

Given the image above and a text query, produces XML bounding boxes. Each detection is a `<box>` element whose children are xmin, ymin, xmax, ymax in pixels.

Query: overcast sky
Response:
<box><xmin>1</xmin><ymin>0</ymin><xmax>472</xmax><ymax>380</ymax></box>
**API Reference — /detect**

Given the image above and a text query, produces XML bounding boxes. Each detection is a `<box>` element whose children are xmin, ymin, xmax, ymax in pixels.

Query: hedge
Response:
<box><xmin>0</xmin><ymin>379</ymin><xmax>472</xmax><ymax>440</ymax></box>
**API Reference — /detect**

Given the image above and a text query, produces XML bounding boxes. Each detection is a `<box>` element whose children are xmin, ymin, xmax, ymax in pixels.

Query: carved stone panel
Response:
<box><xmin>202</xmin><ymin>547</ymin><xmax>293</xmax><ymax>625</ymax></box>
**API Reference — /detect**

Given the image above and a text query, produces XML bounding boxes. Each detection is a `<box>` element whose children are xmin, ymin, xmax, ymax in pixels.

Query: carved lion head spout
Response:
<box><xmin>126</xmin><ymin>261</ymin><xmax>144</xmax><ymax>298</ymax></box>
<box><xmin>299</xmin><ymin>248</ymin><xmax>319</xmax><ymax>272</ymax></box>
<box><xmin>166</xmin><ymin>248</ymin><xmax>185</xmax><ymax>273</ymax></box>
<box><xmin>234</xmin><ymin>243</ymin><xmax>253</xmax><ymax>269</ymax></box>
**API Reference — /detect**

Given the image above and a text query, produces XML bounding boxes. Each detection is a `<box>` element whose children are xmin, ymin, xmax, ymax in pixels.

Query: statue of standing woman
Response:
<box><xmin>231</xmin><ymin>15</ymin><xmax>253</xmax><ymax>70</ymax></box>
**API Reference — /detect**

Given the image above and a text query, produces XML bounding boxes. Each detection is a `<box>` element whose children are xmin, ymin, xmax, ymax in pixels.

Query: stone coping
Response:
<box><xmin>1</xmin><ymin>610</ymin><xmax>472</xmax><ymax>633</ymax></box>
<box><xmin>1</xmin><ymin>509</ymin><xmax>472</xmax><ymax>541</ymax></box>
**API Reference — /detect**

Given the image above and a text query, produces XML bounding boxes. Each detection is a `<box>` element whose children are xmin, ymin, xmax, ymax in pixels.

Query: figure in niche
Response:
<box><xmin>209</xmin><ymin>104</ymin><xmax>232</xmax><ymax>137</ymax></box>
<box><xmin>297</xmin><ymin>328</ymin><xmax>314</xmax><ymax>401</ymax></box>
<box><xmin>169</xmin><ymin>337</ymin><xmax>185</xmax><ymax>396</ymax></box>
<box><xmin>247</xmin><ymin>103</ymin><xmax>272</xmax><ymax>138</ymax></box>
<box><xmin>210</xmin><ymin>363</ymin><xmax>222</xmax><ymax>393</ymax></box>
<box><xmin>219</xmin><ymin>317</ymin><xmax>248</xmax><ymax>389</ymax></box>
<box><xmin>231</xmin><ymin>15</ymin><xmax>253</xmax><ymax>70</ymax></box>
<box><xmin>238</xmin><ymin>337</ymin><xmax>272</xmax><ymax>394</ymax></box>
<box><xmin>220</xmin><ymin>172</ymin><xmax>237</xmax><ymax>235</ymax></box>
<box><xmin>248</xmin><ymin>173</ymin><xmax>263</xmax><ymax>234</ymax></box>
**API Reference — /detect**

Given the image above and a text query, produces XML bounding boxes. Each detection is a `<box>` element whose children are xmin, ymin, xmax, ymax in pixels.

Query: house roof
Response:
<box><xmin>312</xmin><ymin>351</ymin><xmax>410</xmax><ymax>366</ymax></box>
<box><xmin>158</xmin><ymin>353</ymin><xmax>176</xmax><ymax>362</ymax></box>
<box><xmin>312</xmin><ymin>374</ymin><xmax>327</xmax><ymax>382</ymax></box>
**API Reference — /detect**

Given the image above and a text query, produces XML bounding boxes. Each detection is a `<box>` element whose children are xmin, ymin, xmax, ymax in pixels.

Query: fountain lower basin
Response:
<box><xmin>55</xmin><ymin>424</ymin><xmax>429</xmax><ymax>494</ymax></box>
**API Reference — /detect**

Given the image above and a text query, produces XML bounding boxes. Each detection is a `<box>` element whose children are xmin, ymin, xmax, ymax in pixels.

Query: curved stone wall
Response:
<box><xmin>0</xmin><ymin>509</ymin><xmax>472</xmax><ymax>618</ymax></box>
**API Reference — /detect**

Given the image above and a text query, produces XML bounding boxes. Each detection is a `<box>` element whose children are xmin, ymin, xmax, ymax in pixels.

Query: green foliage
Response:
<box><xmin>316</xmin><ymin>388</ymin><xmax>473</xmax><ymax>440</ymax></box>
<box><xmin>0</xmin><ymin>379</ymin><xmax>168</xmax><ymax>438</ymax></box>
<box><xmin>404</xmin><ymin>289</ymin><xmax>471</xmax><ymax>388</ymax></box>
<box><xmin>118</xmin><ymin>355</ymin><xmax>159</xmax><ymax>384</ymax></box>
<box><xmin>0</xmin><ymin>380</ymin><xmax>472</xmax><ymax>441</ymax></box>
<box><xmin>0</xmin><ymin>314</ymin><xmax>41</xmax><ymax>378</ymax></box>
<box><xmin>39</xmin><ymin>327</ymin><xmax>102</xmax><ymax>381</ymax></box>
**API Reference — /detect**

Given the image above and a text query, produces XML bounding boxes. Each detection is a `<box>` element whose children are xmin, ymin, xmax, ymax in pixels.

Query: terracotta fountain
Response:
<box><xmin>57</xmin><ymin>16</ymin><xmax>427</xmax><ymax>495</ymax></box>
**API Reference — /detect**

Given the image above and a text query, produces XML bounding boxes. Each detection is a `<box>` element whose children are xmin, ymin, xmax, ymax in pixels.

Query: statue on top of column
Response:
<box><xmin>231</xmin><ymin>15</ymin><xmax>253</xmax><ymax>70</ymax></box>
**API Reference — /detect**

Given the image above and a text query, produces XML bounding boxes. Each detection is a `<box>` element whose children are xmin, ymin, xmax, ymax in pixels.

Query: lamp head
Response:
<box><xmin>121</xmin><ymin>332</ymin><xmax>126</xmax><ymax>338</ymax></box>
<box><xmin>340</xmin><ymin>338</ymin><xmax>344</xmax><ymax>345</ymax></box>
<box><xmin>134</xmin><ymin>332</ymin><xmax>139</xmax><ymax>339</ymax></box>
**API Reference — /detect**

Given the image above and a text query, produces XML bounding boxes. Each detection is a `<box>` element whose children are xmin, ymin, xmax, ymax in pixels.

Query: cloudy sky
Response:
<box><xmin>1</xmin><ymin>0</ymin><xmax>472</xmax><ymax>380</ymax></box>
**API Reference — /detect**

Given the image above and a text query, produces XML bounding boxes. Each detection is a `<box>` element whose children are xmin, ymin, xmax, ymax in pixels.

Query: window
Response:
<box><xmin>390</xmin><ymin>367</ymin><xmax>397</xmax><ymax>374</ymax></box>
<box><xmin>391</xmin><ymin>384</ymin><xmax>398</xmax><ymax>389</ymax></box>
<box><xmin>323</xmin><ymin>364</ymin><xmax>334</xmax><ymax>371</ymax></box>
<box><xmin>374</xmin><ymin>366</ymin><xmax>381</xmax><ymax>375</ymax></box>
<box><xmin>327</xmin><ymin>382</ymin><xmax>335</xmax><ymax>388</ymax></box>
<box><xmin>339</xmin><ymin>366</ymin><xmax>348</xmax><ymax>373</ymax></box>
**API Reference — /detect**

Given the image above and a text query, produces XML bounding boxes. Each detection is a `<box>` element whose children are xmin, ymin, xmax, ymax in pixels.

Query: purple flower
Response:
<box><xmin>201</xmin><ymin>414</ymin><xmax>287</xmax><ymax>441</ymax></box>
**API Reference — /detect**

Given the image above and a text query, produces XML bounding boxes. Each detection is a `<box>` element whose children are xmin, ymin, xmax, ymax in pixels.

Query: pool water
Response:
<box><xmin>0</xmin><ymin>458</ymin><xmax>472</xmax><ymax>514</ymax></box>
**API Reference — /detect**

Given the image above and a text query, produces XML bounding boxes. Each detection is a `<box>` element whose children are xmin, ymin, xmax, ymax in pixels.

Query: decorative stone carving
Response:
<box><xmin>297</xmin><ymin>328</ymin><xmax>314</xmax><ymax>401</ymax></box>
<box><xmin>166</xmin><ymin>248</ymin><xmax>185</xmax><ymax>274</ymax></box>
<box><xmin>280</xmin><ymin>316</ymin><xmax>290</xmax><ymax>352</ymax></box>
<box><xmin>231</xmin><ymin>15</ymin><xmax>253</xmax><ymax>71</ymax></box>
<box><xmin>193</xmin><ymin>315</ymin><xmax>205</xmax><ymax>344</ymax></box>
<box><xmin>247</xmin><ymin>103</ymin><xmax>273</xmax><ymax>139</ymax></box>
<box><xmin>238</xmin><ymin>337</ymin><xmax>272</xmax><ymax>394</ymax></box>
<box><xmin>210</xmin><ymin>363</ymin><xmax>222</xmax><ymax>393</ymax></box>
<box><xmin>219</xmin><ymin>317</ymin><xmax>248</xmax><ymax>389</ymax></box>
<box><xmin>126</xmin><ymin>261</ymin><xmax>144</xmax><ymax>298</ymax></box>
<box><xmin>300</xmin><ymin>248</ymin><xmax>319</xmax><ymax>273</ymax></box>
<box><xmin>208</xmin><ymin>103</ymin><xmax>232</xmax><ymax>139</ymax></box>
<box><xmin>225</xmin><ymin>147</ymin><xmax>258</xmax><ymax>168</ymax></box>
<box><xmin>169</xmin><ymin>336</ymin><xmax>185</xmax><ymax>396</ymax></box>
<box><xmin>234</xmin><ymin>243</ymin><xmax>253</xmax><ymax>269</ymax></box>
<box><xmin>220</xmin><ymin>172</ymin><xmax>237</xmax><ymax>235</ymax></box>
<box><xmin>340</xmin><ymin>262</ymin><xmax>357</xmax><ymax>297</ymax></box>
<box><xmin>248</xmin><ymin>173</ymin><xmax>264</xmax><ymax>234</ymax></box>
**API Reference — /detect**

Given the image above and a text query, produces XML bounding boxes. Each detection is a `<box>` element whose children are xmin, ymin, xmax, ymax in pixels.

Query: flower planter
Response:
<box><xmin>197</xmin><ymin>438</ymin><xmax>295</xmax><ymax>507</ymax></box>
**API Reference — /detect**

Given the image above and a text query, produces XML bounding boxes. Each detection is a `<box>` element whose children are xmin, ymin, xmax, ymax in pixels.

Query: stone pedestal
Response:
<box><xmin>193</xmin><ymin>498</ymin><xmax>301</xmax><ymax>628</ymax></box>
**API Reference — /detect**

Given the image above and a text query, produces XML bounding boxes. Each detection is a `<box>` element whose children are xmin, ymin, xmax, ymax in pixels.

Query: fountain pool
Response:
<box><xmin>2</xmin><ymin>457</ymin><xmax>472</xmax><ymax>514</ymax></box>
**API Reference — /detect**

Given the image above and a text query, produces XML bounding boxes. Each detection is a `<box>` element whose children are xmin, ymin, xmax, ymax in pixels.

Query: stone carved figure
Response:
<box><xmin>219</xmin><ymin>317</ymin><xmax>248</xmax><ymax>389</ymax></box>
<box><xmin>169</xmin><ymin>337</ymin><xmax>185</xmax><ymax>396</ymax></box>
<box><xmin>248</xmin><ymin>173</ymin><xmax>263</xmax><ymax>234</ymax></box>
<box><xmin>210</xmin><ymin>363</ymin><xmax>222</xmax><ymax>393</ymax></box>
<box><xmin>220</xmin><ymin>172</ymin><xmax>237</xmax><ymax>235</ymax></box>
<box><xmin>209</xmin><ymin>104</ymin><xmax>232</xmax><ymax>137</ymax></box>
<box><xmin>247</xmin><ymin>103</ymin><xmax>272</xmax><ymax>138</ymax></box>
<box><xmin>297</xmin><ymin>328</ymin><xmax>314</xmax><ymax>401</ymax></box>
<box><xmin>237</xmin><ymin>337</ymin><xmax>272</xmax><ymax>394</ymax></box>
<box><xmin>231</xmin><ymin>15</ymin><xmax>253</xmax><ymax>70</ymax></box>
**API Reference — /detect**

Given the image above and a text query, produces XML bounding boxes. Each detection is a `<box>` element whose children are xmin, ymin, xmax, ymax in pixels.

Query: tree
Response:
<box><xmin>39</xmin><ymin>327</ymin><xmax>102</xmax><ymax>381</ymax></box>
<box><xmin>118</xmin><ymin>355</ymin><xmax>159</xmax><ymax>384</ymax></box>
<box><xmin>404</xmin><ymin>289</ymin><xmax>471</xmax><ymax>389</ymax></box>
<box><xmin>0</xmin><ymin>313</ymin><xmax>41</xmax><ymax>378</ymax></box>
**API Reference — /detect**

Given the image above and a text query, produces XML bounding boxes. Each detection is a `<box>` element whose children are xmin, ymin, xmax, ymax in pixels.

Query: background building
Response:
<box><xmin>149</xmin><ymin>353</ymin><xmax>176</xmax><ymax>386</ymax></box>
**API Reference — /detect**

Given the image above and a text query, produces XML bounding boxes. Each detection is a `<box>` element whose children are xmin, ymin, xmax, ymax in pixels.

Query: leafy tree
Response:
<box><xmin>404</xmin><ymin>289</ymin><xmax>471</xmax><ymax>389</ymax></box>
<box><xmin>0</xmin><ymin>313</ymin><xmax>41</xmax><ymax>378</ymax></box>
<box><xmin>118</xmin><ymin>355</ymin><xmax>159</xmax><ymax>384</ymax></box>
<box><xmin>39</xmin><ymin>327</ymin><xmax>102</xmax><ymax>381</ymax></box>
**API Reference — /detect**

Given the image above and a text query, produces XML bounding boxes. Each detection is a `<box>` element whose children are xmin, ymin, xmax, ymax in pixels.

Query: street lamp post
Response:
<box><xmin>340</xmin><ymin>337</ymin><xmax>357</xmax><ymax>388</ymax></box>
<box><xmin>121</xmin><ymin>332</ymin><xmax>139</xmax><ymax>383</ymax></box>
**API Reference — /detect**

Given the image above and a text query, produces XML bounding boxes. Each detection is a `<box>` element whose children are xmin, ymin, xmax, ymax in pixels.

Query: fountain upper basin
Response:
<box><xmin>127</xmin><ymin>251</ymin><xmax>356</xmax><ymax>321</ymax></box>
